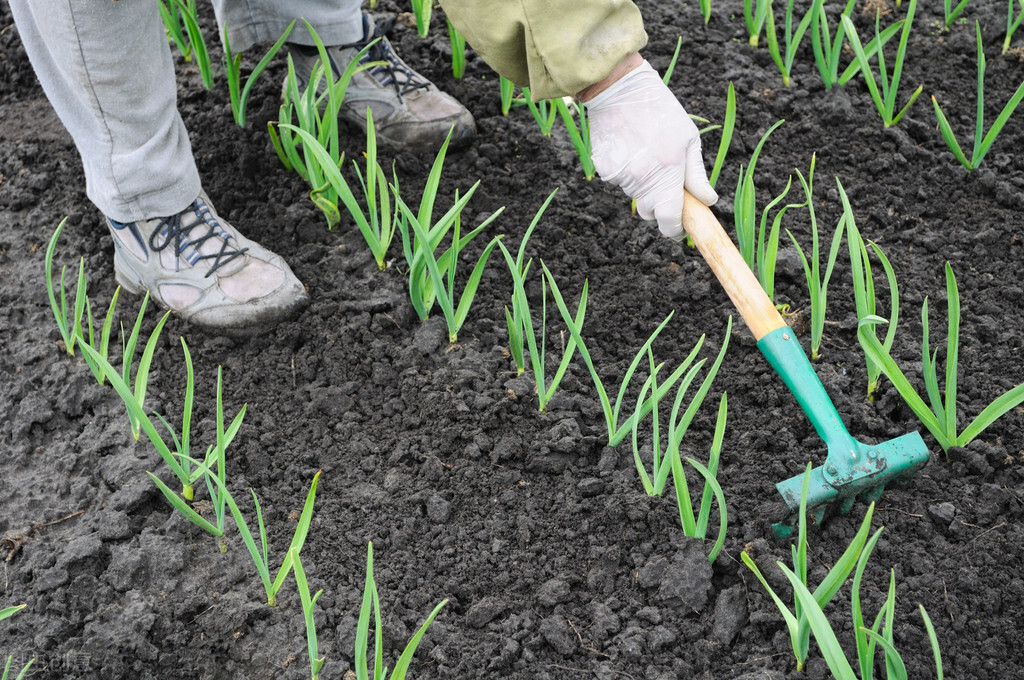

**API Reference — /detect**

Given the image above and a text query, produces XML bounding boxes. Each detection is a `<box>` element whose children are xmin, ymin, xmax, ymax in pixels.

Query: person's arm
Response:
<box><xmin>576</xmin><ymin>53</ymin><xmax>644</xmax><ymax>102</ymax></box>
<box><xmin>439</xmin><ymin>0</ymin><xmax>646</xmax><ymax>101</ymax></box>
<box><xmin>440</xmin><ymin>1</ymin><xmax>717</xmax><ymax>239</ymax></box>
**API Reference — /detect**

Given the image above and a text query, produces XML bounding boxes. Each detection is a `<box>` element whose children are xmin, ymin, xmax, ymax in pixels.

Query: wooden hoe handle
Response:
<box><xmin>681</xmin><ymin>189</ymin><xmax>786</xmax><ymax>341</ymax></box>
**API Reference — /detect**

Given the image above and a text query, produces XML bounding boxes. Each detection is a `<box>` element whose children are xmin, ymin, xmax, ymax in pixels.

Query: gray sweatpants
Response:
<box><xmin>8</xmin><ymin>0</ymin><xmax>363</xmax><ymax>223</ymax></box>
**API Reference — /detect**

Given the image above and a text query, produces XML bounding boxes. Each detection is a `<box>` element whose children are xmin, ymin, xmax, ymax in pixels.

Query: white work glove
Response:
<box><xmin>584</xmin><ymin>60</ymin><xmax>718</xmax><ymax>241</ymax></box>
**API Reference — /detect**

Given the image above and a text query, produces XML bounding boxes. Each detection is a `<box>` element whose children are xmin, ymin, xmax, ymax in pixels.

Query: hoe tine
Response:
<box><xmin>861</xmin><ymin>483</ymin><xmax>886</xmax><ymax>504</ymax></box>
<box><xmin>838</xmin><ymin>494</ymin><xmax>856</xmax><ymax>516</ymax></box>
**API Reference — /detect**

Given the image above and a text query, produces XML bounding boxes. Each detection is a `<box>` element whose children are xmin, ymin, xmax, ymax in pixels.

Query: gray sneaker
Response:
<box><xmin>106</xmin><ymin>192</ymin><xmax>308</xmax><ymax>334</ymax></box>
<box><xmin>287</xmin><ymin>15</ymin><xmax>476</xmax><ymax>149</ymax></box>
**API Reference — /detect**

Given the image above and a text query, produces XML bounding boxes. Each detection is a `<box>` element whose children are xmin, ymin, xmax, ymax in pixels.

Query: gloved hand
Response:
<box><xmin>584</xmin><ymin>60</ymin><xmax>718</xmax><ymax>241</ymax></box>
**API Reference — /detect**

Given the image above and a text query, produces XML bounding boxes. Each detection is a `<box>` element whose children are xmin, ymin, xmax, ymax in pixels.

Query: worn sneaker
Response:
<box><xmin>106</xmin><ymin>192</ymin><xmax>308</xmax><ymax>334</ymax></box>
<box><xmin>287</xmin><ymin>14</ymin><xmax>475</xmax><ymax>149</ymax></box>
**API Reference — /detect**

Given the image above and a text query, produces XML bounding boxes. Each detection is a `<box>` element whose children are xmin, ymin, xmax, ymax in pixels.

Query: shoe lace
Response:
<box><xmin>149</xmin><ymin>198</ymin><xmax>248</xmax><ymax>277</ymax></box>
<box><xmin>352</xmin><ymin>18</ymin><xmax>430</xmax><ymax>102</ymax></box>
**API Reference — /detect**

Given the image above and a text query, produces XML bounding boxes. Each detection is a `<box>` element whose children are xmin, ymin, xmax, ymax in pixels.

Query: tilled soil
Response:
<box><xmin>2</xmin><ymin>1</ymin><xmax>1023</xmax><ymax>678</ymax></box>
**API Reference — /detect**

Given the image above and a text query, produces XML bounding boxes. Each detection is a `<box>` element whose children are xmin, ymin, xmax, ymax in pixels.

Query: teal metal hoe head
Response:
<box><xmin>773</xmin><ymin>431</ymin><xmax>929</xmax><ymax>536</ymax></box>
<box><xmin>758</xmin><ymin>327</ymin><xmax>931</xmax><ymax>539</ymax></box>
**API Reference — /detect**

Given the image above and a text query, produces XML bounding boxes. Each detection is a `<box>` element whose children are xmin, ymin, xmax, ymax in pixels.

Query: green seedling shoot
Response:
<box><xmin>499</xmin><ymin>76</ymin><xmax>517</xmax><ymax>116</ymax></box>
<box><xmin>0</xmin><ymin>605</ymin><xmax>24</xmax><ymax>624</ymax></box>
<box><xmin>45</xmin><ymin>218</ymin><xmax>122</xmax><ymax>385</ymax></box>
<box><xmin>158</xmin><ymin>0</ymin><xmax>213</xmax><ymax>89</ymax></box>
<box><xmin>542</xmin><ymin>262</ymin><xmax>698</xmax><ymax>447</ymax></box>
<box><xmin>733</xmin><ymin>120</ymin><xmax>804</xmax><ymax>303</ymax></box>
<box><xmin>662</xmin><ymin>37</ymin><xmax>684</xmax><ymax>85</ymax></box>
<box><xmin>1005</xmin><ymin>0</ymin><xmax>1024</xmax><ymax>53</ymax></box>
<box><xmin>291</xmin><ymin>548</ymin><xmax>326</xmax><ymax>680</ymax></box>
<box><xmin>502</xmin><ymin>251</ymin><xmax>583</xmax><ymax>411</ymax></box>
<box><xmin>521</xmin><ymin>87</ymin><xmax>558</xmax><ymax>136</ymax></box>
<box><xmin>118</xmin><ymin>297</ymin><xmax>172</xmax><ymax>441</ymax></box>
<box><xmin>354</xmin><ymin>542</ymin><xmax>448</xmax><ymax>680</ymax></box>
<box><xmin>411</xmin><ymin>0</ymin><xmax>432</xmax><ymax>37</ymax></box>
<box><xmin>741</xmin><ymin>464</ymin><xmax>878</xmax><ymax>670</ymax></box>
<box><xmin>733</xmin><ymin>120</ymin><xmax>783</xmax><ymax>269</ymax></box>
<box><xmin>709</xmin><ymin>82</ymin><xmax>736</xmax><ymax>190</ymax></box>
<box><xmin>944</xmin><ymin>0</ymin><xmax>971</xmax><ymax>28</ymax></box>
<box><xmin>495</xmin><ymin>190</ymin><xmax>584</xmax><ymax>411</ymax></box>
<box><xmin>765</xmin><ymin>0</ymin><xmax>816</xmax><ymax>86</ymax></box>
<box><xmin>282</xmin><ymin>110</ymin><xmax>398</xmax><ymax>268</ymax></box>
<box><xmin>393</xmin><ymin>129</ymin><xmax>504</xmax><ymax>332</ymax></box>
<box><xmin>841</xmin><ymin>0</ymin><xmax>922</xmax><ymax>128</ymax></box>
<box><xmin>859</xmin><ymin>262</ymin><xmax>1024</xmax><ymax>452</ymax></box>
<box><xmin>669</xmin><ymin>393</ymin><xmax>729</xmax><ymax>563</ymax></box>
<box><xmin>630</xmin><ymin>317</ymin><xmax>731</xmax><ymax>498</ymax></box>
<box><xmin>745</xmin><ymin>0</ymin><xmax>772</xmax><ymax>46</ymax></box>
<box><xmin>1</xmin><ymin>605</ymin><xmax>33</xmax><ymax>680</ymax></box>
<box><xmin>187</xmin><ymin>461</ymin><xmax>321</xmax><ymax>607</ymax></box>
<box><xmin>152</xmin><ymin>337</ymin><xmax>197</xmax><ymax>497</ymax></box>
<box><xmin>629</xmin><ymin>321</ymin><xmax>731</xmax><ymax>563</ymax></box>
<box><xmin>848</xmin><ymin>526</ymin><xmax>910</xmax><ymax>680</ymax></box>
<box><xmin>553</xmin><ymin>98</ymin><xmax>595</xmax><ymax>180</ymax></box>
<box><xmin>223</xmin><ymin>19</ymin><xmax>296</xmax><ymax>126</ymax></box>
<box><xmin>778</xmin><ymin>520</ymin><xmax>946</xmax><ymax>680</ymax></box>
<box><xmin>700</xmin><ymin>0</ymin><xmax>712</xmax><ymax>23</ymax></box>
<box><xmin>79</xmin><ymin>337</ymin><xmax>243</xmax><ymax>509</ymax></box>
<box><xmin>932</xmin><ymin>22</ymin><xmax>1024</xmax><ymax>172</ymax></box>
<box><xmin>270</xmin><ymin>23</ymin><xmax>378</xmax><ymax>227</ymax></box>
<box><xmin>398</xmin><ymin>189</ymin><xmax>504</xmax><ymax>343</ymax></box>
<box><xmin>840</xmin><ymin>180</ymin><xmax>899</xmax><ymax>401</ymax></box>
<box><xmin>786</xmin><ymin>155</ymin><xmax>845</xmax><ymax>360</ymax></box>
<box><xmin>782</xmin><ymin>571</ymin><xmax>944</xmax><ymax>678</ymax></box>
<box><xmin>498</xmin><ymin>189</ymin><xmax>557</xmax><ymax>376</ymax></box>
<box><xmin>447</xmin><ymin>17</ymin><xmax>466</xmax><ymax>79</ymax></box>
<box><xmin>45</xmin><ymin>217</ymin><xmax>87</xmax><ymax>357</ymax></box>
<box><xmin>150</xmin><ymin>363</ymin><xmax>241</xmax><ymax>539</ymax></box>
<box><xmin>159</xmin><ymin>0</ymin><xmax>191</xmax><ymax>59</ymax></box>
<box><xmin>756</xmin><ymin>173</ymin><xmax>805</xmax><ymax>304</ymax></box>
<box><xmin>809</xmin><ymin>0</ymin><xmax>905</xmax><ymax>90</ymax></box>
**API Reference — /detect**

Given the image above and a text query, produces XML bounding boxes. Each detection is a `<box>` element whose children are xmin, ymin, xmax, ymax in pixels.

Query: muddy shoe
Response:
<box><xmin>287</xmin><ymin>14</ymin><xmax>475</xmax><ymax>149</ymax></box>
<box><xmin>106</xmin><ymin>192</ymin><xmax>308</xmax><ymax>334</ymax></box>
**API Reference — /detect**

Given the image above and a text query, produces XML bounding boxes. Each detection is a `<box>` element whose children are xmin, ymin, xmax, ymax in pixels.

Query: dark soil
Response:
<box><xmin>2</xmin><ymin>1</ymin><xmax>1024</xmax><ymax>678</ymax></box>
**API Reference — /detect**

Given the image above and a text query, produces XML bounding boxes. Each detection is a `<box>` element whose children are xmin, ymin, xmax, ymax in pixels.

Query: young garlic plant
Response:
<box><xmin>353</xmin><ymin>542</ymin><xmax>448</xmax><ymax>680</ymax></box>
<box><xmin>393</xmin><ymin>130</ymin><xmax>504</xmax><ymax>342</ymax></box>
<box><xmin>222</xmin><ymin>19</ymin><xmax>296</xmax><ymax>127</ymax></box>
<box><xmin>742</xmin><ymin>464</ymin><xmax>878</xmax><ymax>671</ymax></box>
<box><xmin>839</xmin><ymin>180</ymin><xmax>899</xmax><ymax>401</ymax></box>
<box><xmin>495</xmin><ymin>189</ymin><xmax>584</xmax><ymax>411</ymax></box>
<box><xmin>45</xmin><ymin>218</ymin><xmax>121</xmax><ymax>385</ymax></box>
<box><xmin>158</xmin><ymin>0</ymin><xmax>213</xmax><ymax>89</ymax></box>
<box><xmin>841</xmin><ymin>0</ymin><xmax>923</xmax><ymax>128</ymax></box>
<box><xmin>859</xmin><ymin>263</ymin><xmax>1024</xmax><ymax>453</ymax></box>
<box><xmin>1</xmin><ymin>605</ymin><xmax>33</xmax><ymax>680</ymax></box>
<box><xmin>809</xmin><ymin>0</ymin><xmax>905</xmax><ymax>91</ymax></box>
<box><xmin>542</xmin><ymin>263</ymin><xmax>701</xmax><ymax>447</ymax></box>
<box><xmin>270</xmin><ymin>21</ymin><xmax>378</xmax><ymax>228</ymax></box>
<box><xmin>932</xmin><ymin>21</ymin><xmax>1024</xmax><ymax>172</ymax></box>
<box><xmin>786</xmin><ymin>155</ymin><xmax>845</xmax><ymax>360</ymax></box>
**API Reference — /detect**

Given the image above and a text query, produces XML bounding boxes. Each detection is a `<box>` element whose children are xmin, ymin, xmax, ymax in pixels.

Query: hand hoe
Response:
<box><xmin>680</xmin><ymin>190</ymin><xmax>929</xmax><ymax>536</ymax></box>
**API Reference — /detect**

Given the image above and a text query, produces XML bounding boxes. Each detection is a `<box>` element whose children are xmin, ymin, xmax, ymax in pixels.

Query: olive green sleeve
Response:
<box><xmin>439</xmin><ymin>0</ymin><xmax>647</xmax><ymax>101</ymax></box>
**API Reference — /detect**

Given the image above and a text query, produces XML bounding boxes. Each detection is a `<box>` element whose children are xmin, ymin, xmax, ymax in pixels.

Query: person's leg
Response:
<box><xmin>288</xmin><ymin>12</ymin><xmax>477</xmax><ymax>148</ymax></box>
<box><xmin>8</xmin><ymin>0</ymin><xmax>199</xmax><ymax>222</ymax></box>
<box><xmin>10</xmin><ymin>0</ymin><xmax>308</xmax><ymax>333</ymax></box>
<box><xmin>215</xmin><ymin>0</ymin><xmax>476</xmax><ymax>149</ymax></box>
<box><xmin>212</xmin><ymin>0</ymin><xmax>363</xmax><ymax>51</ymax></box>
